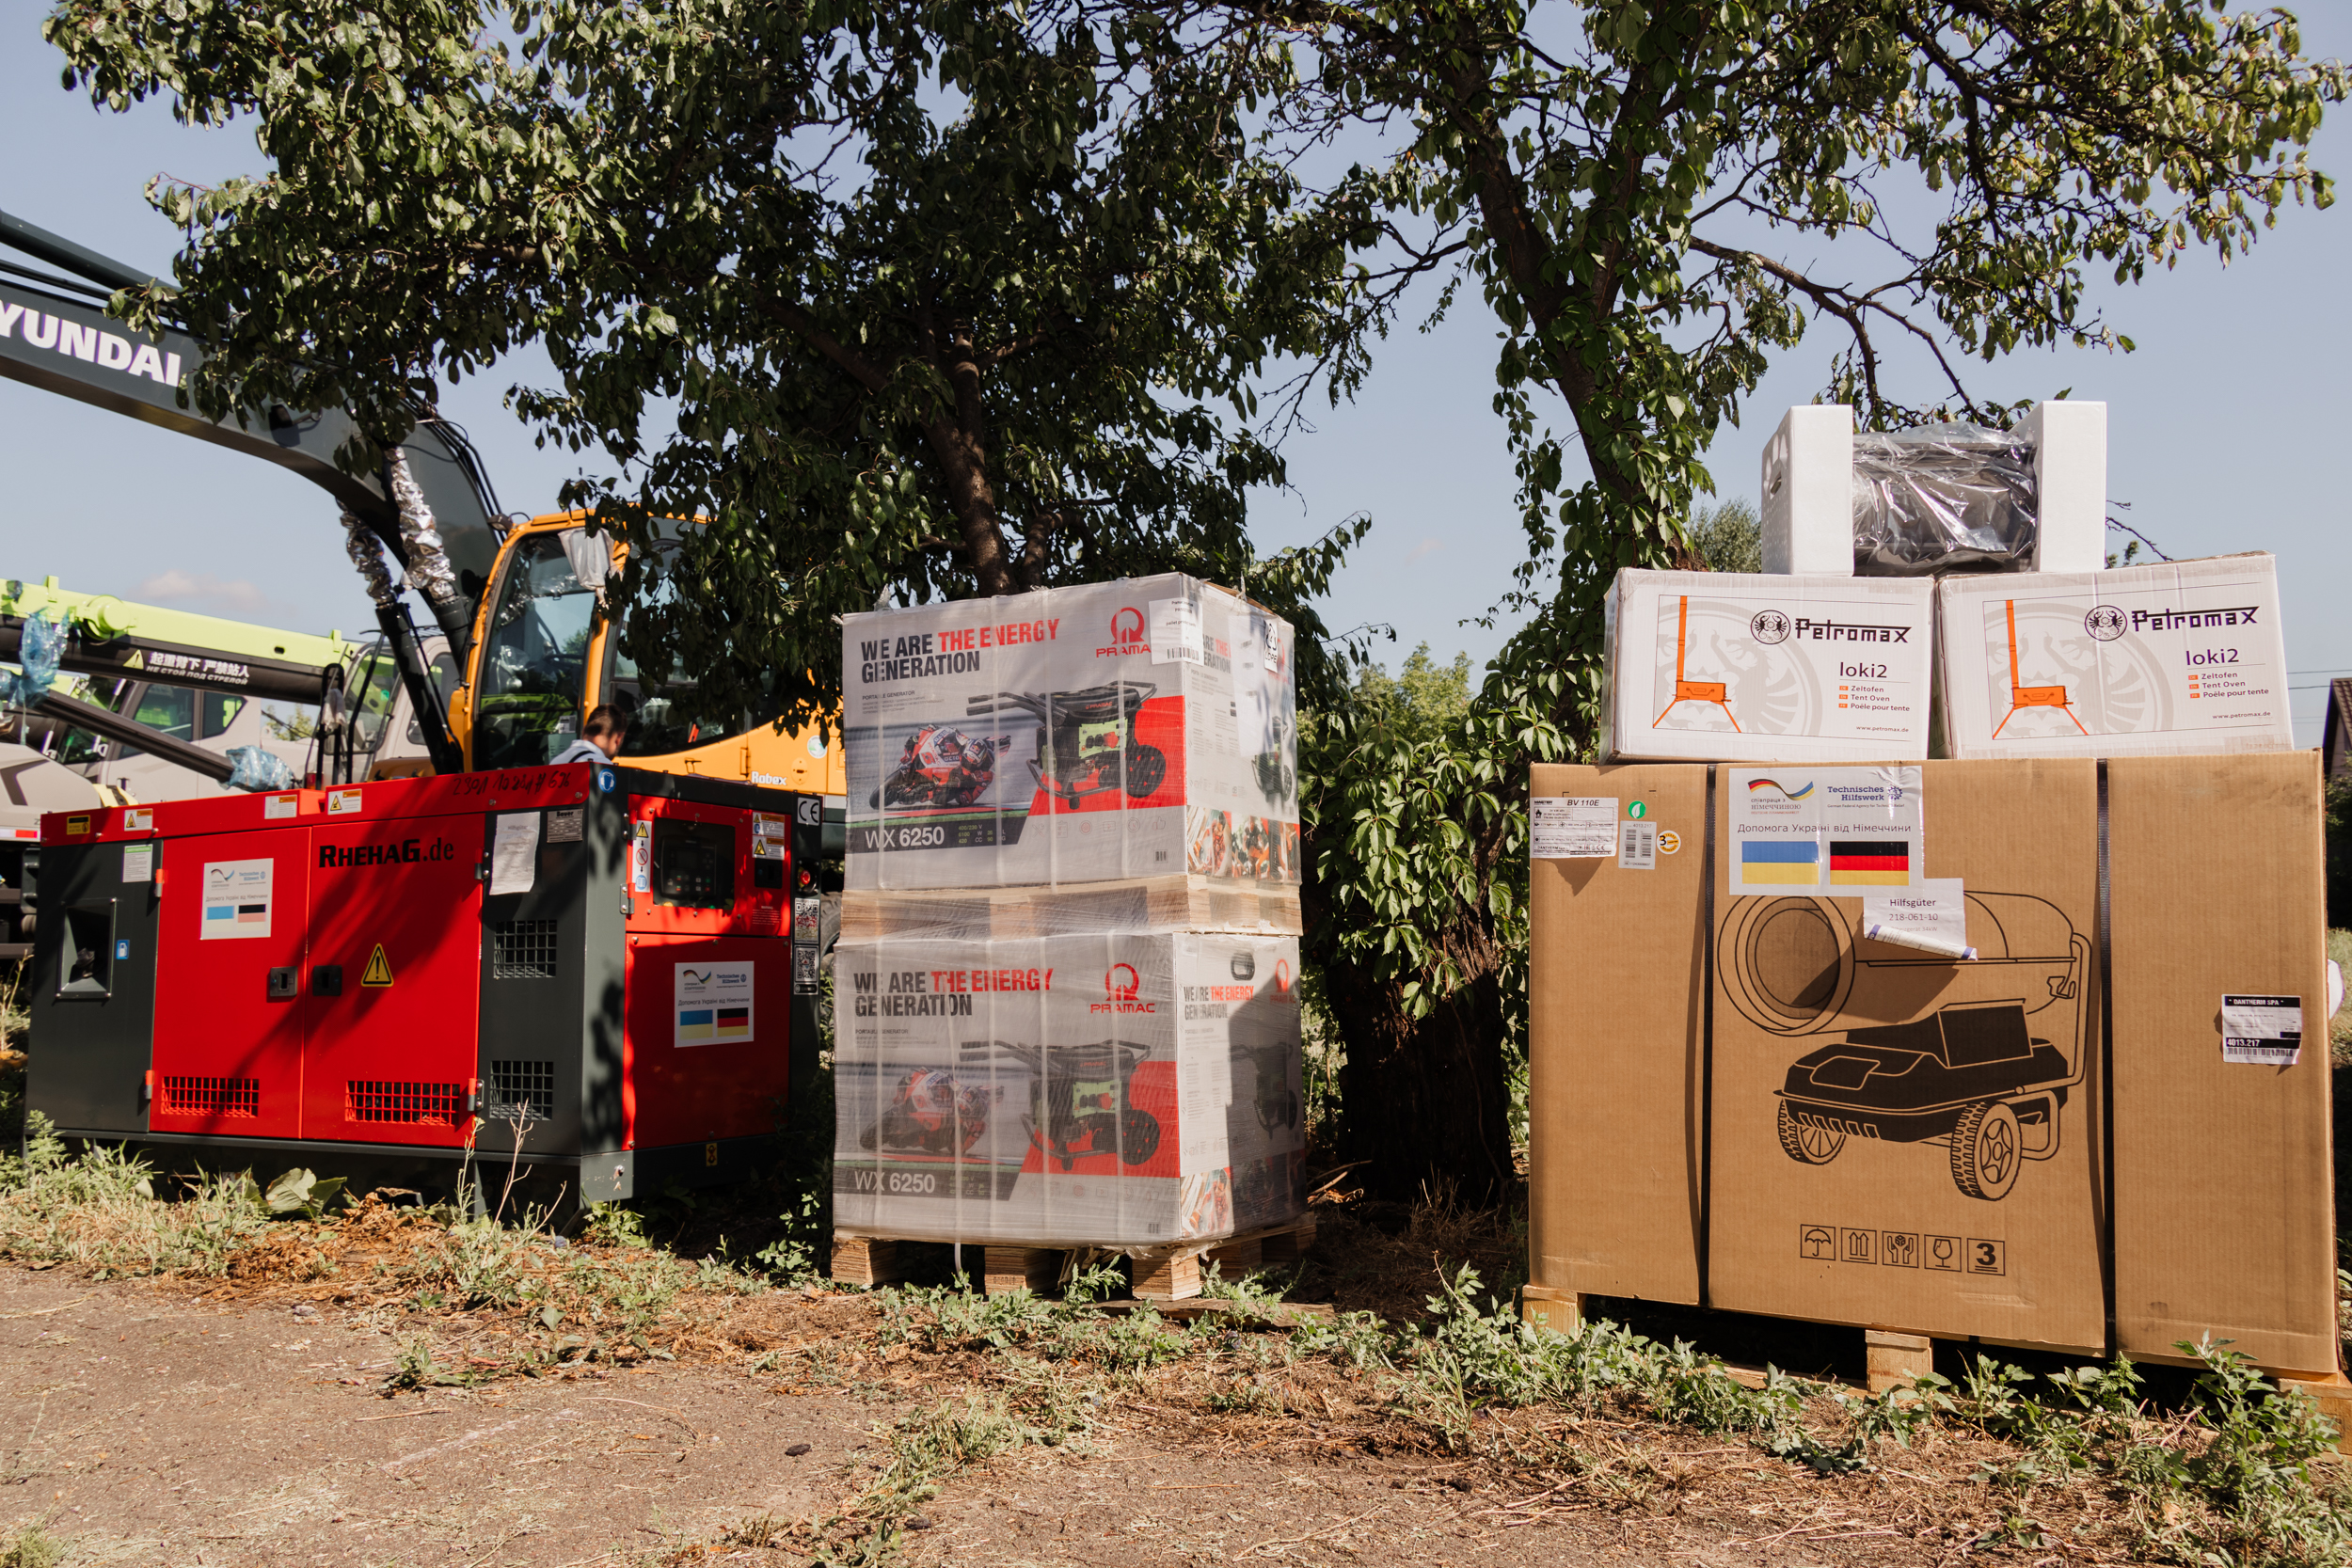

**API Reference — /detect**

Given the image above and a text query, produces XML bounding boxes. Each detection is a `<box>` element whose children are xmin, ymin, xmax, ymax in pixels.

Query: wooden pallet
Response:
<box><xmin>830</xmin><ymin>1214</ymin><xmax>1320</xmax><ymax>1302</ymax></box>
<box><xmin>1520</xmin><ymin>1286</ymin><xmax>2352</xmax><ymax>1443</ymax></box>
<box><xmin>838</xmin><ymin>874</ymin><xmax>1302</xmax><ymax>942</ymax></box>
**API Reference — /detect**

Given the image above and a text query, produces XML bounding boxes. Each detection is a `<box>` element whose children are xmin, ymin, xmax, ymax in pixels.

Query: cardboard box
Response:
<box><xmin>830</xmin><ymin>931</ymin><xmax>1306</xmax><ymax>1245</ymax></box>
<box><xmin>1602</xmin><ymin>570</ymin><xmax>1934</xmax><ymax>762</ymax></box>
<box><xmin>1936</xmin><ymin>554</ymin><xmax>2292</xmax><ymax>759</ymax></box>
<box><xmin>842</xmin><ymin>577</ymin><xmax>1298</xmax><ymax>889</ymax></box>
<box><xmin>2108</xmin><ymin>752</ymin><xmax>2337</xmax><ymax>1373</ymax></box>
<box><xmin>1525</xmin><ymin>764</ymin><xmax>1710</xmax><ymax>1306</ymax></box>
<box><xmin>839</xmin><ymin>876</ymin><xmax>1301</xmax><ymax>943</ymax></box>
<box><xmin>1707</xmin><ymin>759</ymin><xmax>2106</xmax><ymax>1348</ymax></box>
<box><xmin>1760</xmin><ymin>402</ymin><xmax>2106</xmax><ymax>577</ymax></box>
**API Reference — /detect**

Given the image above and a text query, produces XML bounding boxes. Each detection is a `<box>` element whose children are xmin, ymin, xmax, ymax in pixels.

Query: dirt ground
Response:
<box><xmin>1</xmin><ymin>1260</ymin><xmax>2102</xmax><ymax>1568</ymax></box>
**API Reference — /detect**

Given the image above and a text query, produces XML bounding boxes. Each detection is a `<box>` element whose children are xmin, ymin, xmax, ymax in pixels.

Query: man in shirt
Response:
<box><xmin>550</xmin><ymin>705</ymin><xmax>629</xmax><ymax>767</ymax></box>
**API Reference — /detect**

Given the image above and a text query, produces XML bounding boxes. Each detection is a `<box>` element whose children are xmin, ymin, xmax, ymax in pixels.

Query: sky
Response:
<box><xmin>4</xmin><ymin>8</ymin><xmax>2348</xmax><ymax>743</ymax></box>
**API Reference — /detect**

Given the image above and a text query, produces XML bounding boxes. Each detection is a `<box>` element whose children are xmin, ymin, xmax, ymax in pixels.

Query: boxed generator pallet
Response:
<box><xmin>841</xmin><ymin>578</ymin><xmax>1298</xmax><ymax>890</ymax></box>
<box><xmin>1760</xmin><ymin>401</ymin><xmax>2106</xmax><ymax>577</ymax></box>
<box><xmin>831</xmin><ymin>931</ymin><xmax>1307</xmax><ymax>1246</ymax></box>
<box><xmin>1935</xmin><ymin>553</ymin><xmax>2292</xmax><ymax>759</ymax></box>
<box><xmin>1601</xmin><ymin>570</ymin><xmax>1934</xmax><ymax>763</ymax></box>
<box><xmin>1525</xmin><ymin>754</ymin><xmax>2337</xmax><ymax>1363</ymax></box>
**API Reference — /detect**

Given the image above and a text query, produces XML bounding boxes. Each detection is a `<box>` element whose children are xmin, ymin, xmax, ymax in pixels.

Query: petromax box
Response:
<box><xmin>830</xmin><ymin>931</ymin><xmax>1308</xmax><ymax>1245</ymax></box>
<box><xmin>842</xmin><ymin>577</ymin><xmax>1299</xmax><ymax>889</ymax></box>
<box><xmin>1601</xmin><ymin>569</ymin><xmax>1935</xmax><ymax>762</ymax></box>
<box><xmin>1934</xmin><ymin>552</ymin><xmax>2291</xmax><ymax>759</ymax></box>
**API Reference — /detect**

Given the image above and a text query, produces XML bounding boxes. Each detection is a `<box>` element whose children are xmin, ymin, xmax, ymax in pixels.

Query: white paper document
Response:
<box><xmin>490</xmin><ymin>813</ymin><xmax>541</xmax><ymax>896</ymax></box>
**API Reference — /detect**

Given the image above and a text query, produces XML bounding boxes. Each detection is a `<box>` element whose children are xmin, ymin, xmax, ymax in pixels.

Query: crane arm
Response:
<box><xmin>0</xmin><ymin>208</ymin><xmax>488</xmax><ymax>774</ymax></box>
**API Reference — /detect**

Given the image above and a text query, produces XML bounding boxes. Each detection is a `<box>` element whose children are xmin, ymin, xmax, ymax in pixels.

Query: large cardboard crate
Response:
<box><xmin>1525</xmin><ymin>764</ymin><xmax>1710</xmax><ymax>1306</ymax></box>
<box><xmin>1602</xmin><ymin>570</ymin><xmax>1934</xmax><ymax>763</ymax></box>
<box><xmin>841</xmin><ymin>578</ymin><xmax>1298</xmax><ymax>890</ymax></box>
<box><xmin>1935</xmin><ymin>553</ymin><xmax>2291</xmax><ymax>760</ymax></box>
<box><xmin>1707</xmin><ymin>759</ymin><xmax>2106</xmax><ymax>1350</ymax></box>
<box><xmin>2108</xmin><ymin>752</ymin><xmax>2337</xmax><ymax>1372</ymax></box>
<box><xmin>831</xmin><ymin>931</ymin><xmax>1306</xmax><ymax>1246</ymax></box>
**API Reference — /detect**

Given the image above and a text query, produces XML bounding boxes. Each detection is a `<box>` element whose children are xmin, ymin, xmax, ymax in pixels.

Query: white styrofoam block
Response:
<box><xmin>842</xmin><ymin>576</ymin><xmax>1298</xmax><ymax>890</ymax></box>
<box><xmin>1602</xmin><ymin>568</ymin><xmax>1934</xmax><ymax>762</ymax></box>
<box><xmin>831</xmin><ymin>931</ymin><xmax>1307</xmax><ymax>1245</ymax></box>
<box><xmin>1935</xmin><ymin>553</ymin><xmax>2291</xmax><ymax>759</ymax></box>
<box><xmin>1760</xmin><ymin>404</ymin><xmax>1854</xmax><ymax>576</ymax></box>
<box><xmin>2017</xmin><ymin>400</ymin><xmax>2107</xmax><ymax>572</ymax></box>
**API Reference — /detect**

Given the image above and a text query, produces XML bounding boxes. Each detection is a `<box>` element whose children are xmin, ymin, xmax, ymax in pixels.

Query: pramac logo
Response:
<box><xmin>1091</xmin><ymin>961</ymin><xmax>1155</xmax><ymax>1014</ymax></box>
<box><xmin>1273</xmin><ymin>959</ymin><xmax>1292</xmax><ymax>996</ymax></box>
<box><xmin>1098</xmin><ymin>606</ymin><xmax>1149</xmax><ymax>657</ymax></box>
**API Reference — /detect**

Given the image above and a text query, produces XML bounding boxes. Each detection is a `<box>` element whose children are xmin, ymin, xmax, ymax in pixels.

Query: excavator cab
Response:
<box><xmin>457</xmin><ymin>516</ymin><xmax>841</xmax><ymax>795</ymax></box>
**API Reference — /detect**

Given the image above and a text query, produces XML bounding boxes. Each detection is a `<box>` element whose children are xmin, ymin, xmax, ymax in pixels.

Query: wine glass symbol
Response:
<box><xmin>1931</xmin><ymin>1237</ymin><xmax>1955</xmax><ymax>1268</ymax></box>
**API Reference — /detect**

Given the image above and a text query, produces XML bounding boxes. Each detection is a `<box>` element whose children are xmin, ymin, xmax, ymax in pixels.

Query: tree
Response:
<box><xmin>44</xmin><ymin>0</ymin><xmax>1372</xmax><ymax>717</ymax></box>
<box><xmin>1264</xmin><ymin>0</ymin><xmax>2343</xmax><ymax>1198</ymax></box>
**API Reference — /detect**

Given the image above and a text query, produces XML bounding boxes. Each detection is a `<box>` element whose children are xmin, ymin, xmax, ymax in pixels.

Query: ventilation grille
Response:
<box><xmin>489</xmin><ymin>1059</ymin><xmax>557</xmax><ymax>1120</ymax></box>
<box><xmin>493</xmin><ymin>919</ymin><xmax>561</xmax><ymax>980</ymax></box>
<box><xmin>346</xmin><ymin>1081</ymin><xmax>465</xmax><ymax>1125</ymax></box>
<box><xmin>160</xmin><ymin>1076</ymin><xmax>259</xmax><ymax>1117</ymax></box>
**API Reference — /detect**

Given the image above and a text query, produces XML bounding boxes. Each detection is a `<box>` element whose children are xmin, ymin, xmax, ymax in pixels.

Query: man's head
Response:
<box><xmin>581</xmin><ymin>705</ymin><xmax>631</xmax><ymax>760</ymax></box>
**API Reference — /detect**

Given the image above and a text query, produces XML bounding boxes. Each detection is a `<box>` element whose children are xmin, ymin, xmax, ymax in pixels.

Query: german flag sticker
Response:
<box><xmin>1829</xmin><ymin>840</ymin><xmax>1910</xmax><ymax>886</ymax></box>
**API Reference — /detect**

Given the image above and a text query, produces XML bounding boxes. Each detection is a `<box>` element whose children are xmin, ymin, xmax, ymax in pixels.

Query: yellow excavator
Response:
<box><xmin>0</xmin><ymin>206</ymin><xmax>840</xmax><ymax>800</ymax></box>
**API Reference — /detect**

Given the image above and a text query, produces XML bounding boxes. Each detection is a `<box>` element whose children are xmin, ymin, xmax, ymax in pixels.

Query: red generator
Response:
<box><xmin>23</xmin><ymin>763</ymin><xmax>825</xmax><ymax>1208</ymax></box>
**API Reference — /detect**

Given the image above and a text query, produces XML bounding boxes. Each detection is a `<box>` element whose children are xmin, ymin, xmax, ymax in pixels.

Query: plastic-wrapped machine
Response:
<box><xmin>1851</xmin><ymin>423</ymin><xmax>2039</xmax><ymax>576</ymax></box>
<box><xmin>842</xmin><ymin>576</ymin><xmax>1298</xmax><ymax>891</ymax></box>
<box><xmin>832</xmin><ymin>931</ymin><xmax>1307</xmax><ymax>1247</ymax></box>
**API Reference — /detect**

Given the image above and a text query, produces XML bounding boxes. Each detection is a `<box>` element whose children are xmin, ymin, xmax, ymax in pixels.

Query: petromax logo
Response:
<box><xmin>0</xmin><ymin>303</ymin><xmax>182</xmax><ymax>387</ymax></box>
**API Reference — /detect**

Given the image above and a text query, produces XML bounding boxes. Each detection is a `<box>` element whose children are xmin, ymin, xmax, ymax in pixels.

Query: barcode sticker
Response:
<box><xmin>2220</xmin><ymin>994</ymin><xmax>2302</xmax><ymax>1066</ymax></box>
<box><xmin>1618</xmin><ymin>821</ymin><xmax>1658</xmax><ymax>871</ymax></box>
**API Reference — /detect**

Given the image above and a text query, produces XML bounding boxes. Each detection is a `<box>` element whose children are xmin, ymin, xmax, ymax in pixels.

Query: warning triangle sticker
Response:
<box><xmin>360</xmin><ymin>944</ymin><xmax>394</xmax><ymax>988</ymax></box>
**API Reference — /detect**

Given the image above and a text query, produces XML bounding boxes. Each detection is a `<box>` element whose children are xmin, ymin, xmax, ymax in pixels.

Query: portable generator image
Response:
<box><xmin>968</xmin><ymin>683</ymin><xmax>1168</xmax><ymax>810</ymax></box>
<box><xmin>1717</xmin><ymin>890</ymin><xmax>2089</xmax><ymax>1201</ymax></box>
<box><xmin>966</xmin><ymin>1037</ymin><xmax>1163</xmax><ymax>1171</ymax></box>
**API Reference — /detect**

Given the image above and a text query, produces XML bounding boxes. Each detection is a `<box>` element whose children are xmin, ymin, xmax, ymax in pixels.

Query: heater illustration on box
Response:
<box><xmin>969</xmin><ymin>683</ymin><xmax>1167</xmax><ymax>810</ymax></box>
<box><xmin>1991</xmin><ymin>598</ymin><xmax>2090</xmax><ymax>739</ymax></box>
<box><xmin>1718</xmin><ymin>891</ymin><xmax>2089</xmax><ymax>1201</ymax></box>
<box><xmin>1655</xmin><ymin>594</ymin><xmax>1741</xmax><ymax>731</ymax></box>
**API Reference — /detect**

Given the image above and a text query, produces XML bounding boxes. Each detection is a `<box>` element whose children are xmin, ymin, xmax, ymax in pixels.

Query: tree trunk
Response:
<box><xmin>1302</xmin><ymin>837</ymin><xmax>1516</xmax><ymax>1206</ymax></box>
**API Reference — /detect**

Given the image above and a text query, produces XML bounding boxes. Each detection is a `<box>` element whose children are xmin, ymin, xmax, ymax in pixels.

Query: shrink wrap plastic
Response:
<box><xmin>1852</xmin><ymin>423</ymin><xmax>2039</xmax><ymax>577</ymax></box>
<box><xmin>843</xmin><ymin>576</ymin><xmax>1298</xmax><ymax>891</ymax></box>
<box><xmin>832</xmin><ymin>932</ymin><xmax>1308</xmax><ymax>1247</ymax></box>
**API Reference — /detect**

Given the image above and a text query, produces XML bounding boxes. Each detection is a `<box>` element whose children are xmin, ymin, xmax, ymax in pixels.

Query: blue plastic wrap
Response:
<box><xmin>226</xmin><ymin>745</ymin><xmax>296</xmax><ymax>792</ymax></box>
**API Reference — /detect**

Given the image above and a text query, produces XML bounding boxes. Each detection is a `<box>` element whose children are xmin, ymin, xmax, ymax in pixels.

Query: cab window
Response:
<box><xmin>603</xmin><ymin>554</ymin><xmax>738</xmax><ymax>759</ymax></box>
<box><xmin>130</xmin><ymin>685</ymin><xmax>195</xmax><ymax>743</ymax></box>
<box><xmin>346</xmin><ymin>651</ymin><xmax>402</xmax><ymax>751</ymax></box>
<box><xmin>199</xmin><ymin>693</ymin><xmax>245</xmax><ymax>738</ymax></box>
<box><xmin>404</xmin><ymin>654</ymin><xmax>460</xmax><ymax>745</ymax></box>
<box><xmin>475</xmin><ymin>535</ymin><xmax>599</xmax><ymax>769</ymax></box>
